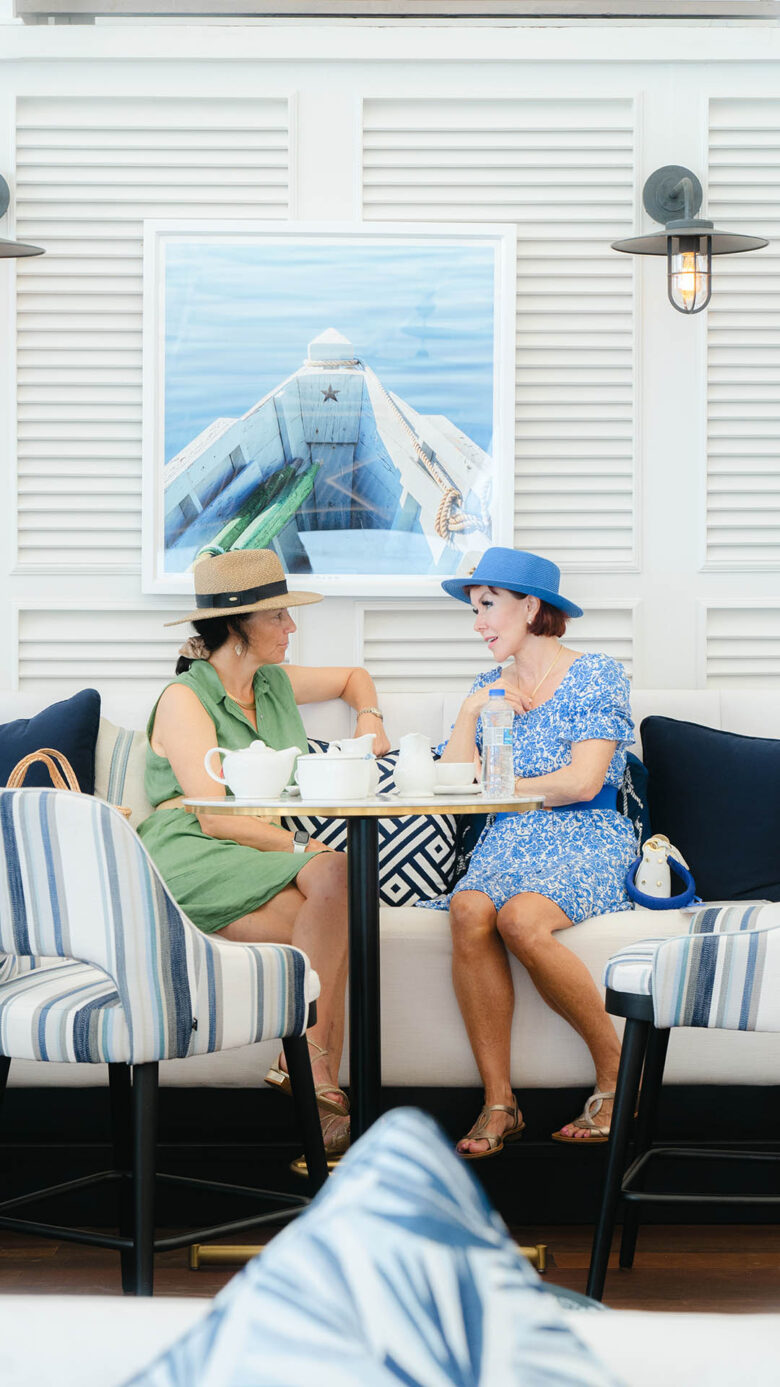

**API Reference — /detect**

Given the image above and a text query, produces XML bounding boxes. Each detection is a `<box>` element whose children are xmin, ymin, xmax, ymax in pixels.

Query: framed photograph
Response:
<box><xmin>142</xmin><ymin>221</ymin><xmax>516</xmax><ymax>596</ymax></box>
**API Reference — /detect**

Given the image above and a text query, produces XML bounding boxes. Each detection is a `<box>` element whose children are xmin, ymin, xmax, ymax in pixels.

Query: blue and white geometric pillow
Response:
<box><xmin>283</xmin><ymin>741</ymin><xmax>457</xmax><ymax>907</ymax></box>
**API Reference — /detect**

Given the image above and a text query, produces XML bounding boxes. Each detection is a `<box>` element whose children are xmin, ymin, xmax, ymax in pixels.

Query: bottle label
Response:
<box><xmin>484</xmin><ymin>728</ymin><xmax>512</xmax><ymax>746</ymax></box>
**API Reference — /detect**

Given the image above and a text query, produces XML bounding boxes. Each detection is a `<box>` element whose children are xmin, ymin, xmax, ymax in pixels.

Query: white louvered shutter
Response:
<box><xmin>15</xmin><ymin>96</ymin><xmax>289</xmax><ymax>573</ymax></box>
<box><xmin>706</xmin><ymin>605</ymin><xmax>780</xmax><ymax>686</ymax></box>
<box><xmin>707</xmin><ymin>99</ymin><xmax>780</xmax><ymax>569</ymax></box>
<box><xmin>362</xmin><ymin>97</ymin><xmax>637</xmax><ymax>569</ymax></box>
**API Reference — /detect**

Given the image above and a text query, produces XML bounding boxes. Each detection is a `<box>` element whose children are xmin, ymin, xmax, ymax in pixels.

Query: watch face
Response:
<box><xmin>293</xmin><ymin>830</ymin><xmax>309</xmax><ymax>848</ymax></box>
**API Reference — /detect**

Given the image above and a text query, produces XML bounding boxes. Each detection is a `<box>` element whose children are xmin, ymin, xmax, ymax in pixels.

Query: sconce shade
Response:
<box><xmin>0</xmin><ymin>175</ymin><xmax>44</xmax><ymax>259</ymax></box>
<box><xmin>612</xmin><ymin>222</ymin><xmax>768</xmax><ymax>257</ymax></box>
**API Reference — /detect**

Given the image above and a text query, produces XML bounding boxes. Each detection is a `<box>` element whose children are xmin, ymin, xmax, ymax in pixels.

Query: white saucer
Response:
<box><xmin>432</xmin><ymin>784</ymin><xmax>481</xmax><ymax>796</ymax></box>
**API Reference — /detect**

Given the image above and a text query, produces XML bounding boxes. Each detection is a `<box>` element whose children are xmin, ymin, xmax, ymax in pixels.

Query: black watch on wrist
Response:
<box><xmin>292</xmin><ymin>829</ymin><xmax>310</xmax><ymax>855</ymax></box>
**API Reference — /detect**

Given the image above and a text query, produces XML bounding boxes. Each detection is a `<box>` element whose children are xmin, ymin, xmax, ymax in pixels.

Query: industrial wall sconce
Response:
<box><xmin>0</xmin><ymin>175</ymin><xmax>44</xmax><ymax>259</ymax></box>
<box><xmin>612</xmin><ymin>165</ymin><xmax>767</xmax><ymax>314</ymax></box>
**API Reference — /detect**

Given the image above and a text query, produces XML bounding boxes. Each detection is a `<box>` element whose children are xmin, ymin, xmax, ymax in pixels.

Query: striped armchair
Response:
<box><xmin>588</xmin><ymin>901</ymin><xmax>780</xmax><ymax>1301</ymax></box>
<box><xmin>0</xmin><ymin>788</ymin><xmax>328</xmax><ymax>1294</ymax></box>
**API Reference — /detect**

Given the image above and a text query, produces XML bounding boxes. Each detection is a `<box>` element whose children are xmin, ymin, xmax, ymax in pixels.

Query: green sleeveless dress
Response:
<box><xmin>137</xmin><ymin>659</ymin><xmax>322</xmax><ymax>934</ymax></box>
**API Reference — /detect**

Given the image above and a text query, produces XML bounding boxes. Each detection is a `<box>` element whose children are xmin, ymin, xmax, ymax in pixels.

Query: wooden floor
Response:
<box><xmin>0</xmin><ymin>1225</ymin><xmax>778</xmax><ymax>1312</ymax></box>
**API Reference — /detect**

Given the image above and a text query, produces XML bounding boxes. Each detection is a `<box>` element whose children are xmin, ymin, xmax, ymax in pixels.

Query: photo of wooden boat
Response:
<box><xmin>164</xmin><ymin>329</ymin><xmax>492</xmax><ymax>575</ymax></box>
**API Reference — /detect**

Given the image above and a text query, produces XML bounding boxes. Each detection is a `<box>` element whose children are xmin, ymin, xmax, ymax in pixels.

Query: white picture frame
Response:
<box><xmin>142</xmin><ymin>220</ymin><xmax>516</xmax><ymax>598</ymax></box>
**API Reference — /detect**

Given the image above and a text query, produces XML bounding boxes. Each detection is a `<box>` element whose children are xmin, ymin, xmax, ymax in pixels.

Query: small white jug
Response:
<box><xmin>328</xmin><ymin>733</ymin><xmax>379</xmax><ymax>794</ymax></box>
<box><xmin>394</xmin><ymin>732</ymin><xmax>436</xmax><ymax>796</ymax></box>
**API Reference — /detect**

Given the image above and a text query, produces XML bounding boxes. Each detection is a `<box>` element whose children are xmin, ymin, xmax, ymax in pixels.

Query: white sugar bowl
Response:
<box><xmin>295</xmin><ymin>753</ymin><xmax>373</xmax><ymax>801</ymax></box>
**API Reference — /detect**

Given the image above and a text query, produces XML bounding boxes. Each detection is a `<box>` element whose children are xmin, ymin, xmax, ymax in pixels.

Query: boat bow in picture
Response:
<box><xmin>164</xmin><ymin>329</ymin><xmax>492</xmax><ymax>576</ymax></box>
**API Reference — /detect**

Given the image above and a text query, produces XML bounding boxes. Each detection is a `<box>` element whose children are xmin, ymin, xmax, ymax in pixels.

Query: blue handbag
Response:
<box><xmin>625</xmin><ymin>833</ymin><xmax>698</xmax><ymax>909</ymax></box>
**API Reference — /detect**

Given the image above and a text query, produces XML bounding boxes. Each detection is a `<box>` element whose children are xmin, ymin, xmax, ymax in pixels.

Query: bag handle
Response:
<box><xmin>6</xmin><ymin>747</ymin><xmax>81</xmax><ymax>792</ymax></box>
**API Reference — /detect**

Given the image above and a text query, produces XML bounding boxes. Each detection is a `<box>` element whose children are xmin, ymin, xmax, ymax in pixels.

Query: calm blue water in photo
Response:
<box><xmin>164</xmin><ymin>240</ymin><xmax>495</xmax><ymax>465</ymax></box>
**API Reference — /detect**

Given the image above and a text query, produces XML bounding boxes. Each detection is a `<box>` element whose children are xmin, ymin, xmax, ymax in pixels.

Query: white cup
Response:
<box><xmin>435</xmin><ymin>762</ymin><xmax>478</xmax><ymax>788</ymax></box>
<box><xmin>295</xmin><ymin>754</ymin><xmax>373</xmax><ymax>800</ymax></box>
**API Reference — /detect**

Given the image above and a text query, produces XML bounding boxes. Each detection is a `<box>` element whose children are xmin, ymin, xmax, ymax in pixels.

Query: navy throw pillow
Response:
<box><xmin>641</xmin><ymin>715</ymin><xmax>780</xmax><ymax>902</ymax></box>
<box><xmin>619</xmin><ymin>751</ymin><xmax>651</xmax><ymax>846</ymax></box>
<box><xmin>0</xmin><ymin>689</ymin><xmax>101</xmax><ymax>793</ymax></box>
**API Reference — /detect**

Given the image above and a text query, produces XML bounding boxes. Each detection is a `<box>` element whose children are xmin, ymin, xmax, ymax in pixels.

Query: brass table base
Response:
<box><xmin>189</xmin><ymin>1242</ymin><xmax>548</xmax><ymax>1273</ymax></box>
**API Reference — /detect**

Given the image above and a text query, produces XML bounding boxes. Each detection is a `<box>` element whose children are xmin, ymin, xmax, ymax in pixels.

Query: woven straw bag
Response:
<box><xmin>6</xmin><ymin>747</ymin><xmax>132</xmax><ymax>817</ymax></box>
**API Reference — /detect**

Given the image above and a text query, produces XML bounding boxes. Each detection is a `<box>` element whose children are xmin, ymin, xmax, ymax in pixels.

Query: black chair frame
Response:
<box><xmin>587</xmin><ymin>988</ymin><xmax>780</xmax><ymax>1301</ymax></box>
<box><xmin>0</xmin><ymin>1002</ymin><xmax>328</xmax><ymax>1295</ymax></box>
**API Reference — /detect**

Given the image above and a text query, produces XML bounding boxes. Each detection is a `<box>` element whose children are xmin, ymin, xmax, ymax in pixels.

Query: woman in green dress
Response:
<box><xmin>138</xmin><ymin>549</ymin><xmax>389</xmax><ymax>1158</ymax></box>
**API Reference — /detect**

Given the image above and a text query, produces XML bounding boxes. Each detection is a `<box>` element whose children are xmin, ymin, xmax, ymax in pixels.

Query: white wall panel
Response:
<box><xmin>706</xmin><ymin>605</ymin><xmax>780</xmax><ymax>685</ymax></box>
<box><xmin>17</xmin><ymin>606</ymin><xmax>187</xmax><ymax>688</ymax></box>
<box><xmin>707</xmin><ymin>98</ymin><xmax>780</xmax><ymax>569</ymax></box>
<box><xmin>360</xmin><ymin>601</ymin><xmax>634</xmax><ymax>692</ymax></box>
<box><xmin>362</xmin><ymin>97</ymin><xmax>637</xmax><ymax>569</ymax></box>
<box><xmin>14</xmin><ymin>96</ymin><xmax>289</xmax><ymax>573</ymax></box>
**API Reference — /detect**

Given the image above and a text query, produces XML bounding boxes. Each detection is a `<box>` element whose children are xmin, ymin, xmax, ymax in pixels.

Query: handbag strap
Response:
<box><xmin>625</xmin><ymin>852</ymin><xmax>698</xmax><ymax>909</ymax></box>
<box><xmin>6</xmin><ymin>747</ymin><xmax>82</xmax><ymax>792</ymax></box>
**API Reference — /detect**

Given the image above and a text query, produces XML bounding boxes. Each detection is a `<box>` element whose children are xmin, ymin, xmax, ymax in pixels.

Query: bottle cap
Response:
<box><xmin>488</xmin><ymin>688</ymin><xmax>505</xmax><ymax>697</ymax></box>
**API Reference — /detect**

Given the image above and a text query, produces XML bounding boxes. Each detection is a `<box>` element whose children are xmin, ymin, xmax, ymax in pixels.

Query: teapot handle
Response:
<box><xmin>204</xmin><ymin>747</ymin><xmax>230</xmax><ymax>785</ymax></box>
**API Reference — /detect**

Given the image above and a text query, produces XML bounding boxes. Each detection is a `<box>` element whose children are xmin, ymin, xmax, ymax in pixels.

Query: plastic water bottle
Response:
<box><xmin>481</xmin><ymin>689</ymin><xmax>515</xmax><ymax>797</ymax></box>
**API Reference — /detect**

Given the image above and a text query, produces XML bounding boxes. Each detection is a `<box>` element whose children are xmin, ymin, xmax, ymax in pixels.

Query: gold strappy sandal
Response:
<box><xmin>456</xmin><ymin>1097</ymin><xmax>525</xmax><ymax>1161</ymax></box>
<box><xmin>265</xmin><ymin>1039</ymin><xmax>350</xmax><ymax>1118</ymax></box>
<box><xmin>551</xmin><ymin>1089</ymin><xmax>615</xmax><ymax>1144</ymax></box>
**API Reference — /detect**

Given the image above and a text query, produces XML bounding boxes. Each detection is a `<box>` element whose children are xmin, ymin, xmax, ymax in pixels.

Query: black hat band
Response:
<box><xmin>196</xmin><ymin>578</ymin><xmax>289</xmax><ymax>610</ymax></box>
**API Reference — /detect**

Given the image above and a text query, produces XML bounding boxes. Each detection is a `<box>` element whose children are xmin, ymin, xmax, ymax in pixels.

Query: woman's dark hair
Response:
<box><xmin>510</xmin><ymin>591</ymin><xmax>568</xmax><ymax>639</ymax></box>
<box><xmin>175</xmin><ymin>614</ymin><xmax>252</xmax><ymax>674</ymax></box>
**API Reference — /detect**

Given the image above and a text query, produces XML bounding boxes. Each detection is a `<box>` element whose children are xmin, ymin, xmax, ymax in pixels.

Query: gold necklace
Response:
<box><xmin>225</xmin><ymin>690</ymin><xmax>255</xmax><ymax>710</ymax></box>
<box><xmin>529</xmin><ymin>644</ymin><xmax>564</xmax><ymax>704</ymax></box>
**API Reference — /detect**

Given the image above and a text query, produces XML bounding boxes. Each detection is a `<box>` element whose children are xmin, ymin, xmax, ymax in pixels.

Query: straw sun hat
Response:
<box><xmin>165</xmin><ymin>550</ymin><xmax>323</xmax><ymax>627</ymax></box>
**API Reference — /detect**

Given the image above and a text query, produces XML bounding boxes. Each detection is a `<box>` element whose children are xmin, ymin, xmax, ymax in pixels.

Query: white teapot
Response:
<box><xmin>204</xmin><ymin>740</ymin><xmax>300</xmax><ymax>799</ymax></box>
<box><xmin>327</xmin><ymin>733</ymin><xmax>380</xmax><ymax>794</ymax></box>
<box><xmin>394</xmin><ymin>732</ymin><xmax>436</xmax><ymax>795</ymax></box>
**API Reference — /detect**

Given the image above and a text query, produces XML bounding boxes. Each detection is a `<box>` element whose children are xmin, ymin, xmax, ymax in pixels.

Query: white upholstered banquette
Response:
<box><xmin>1</xmin><ymin>685</ymin><xmax>778</xmax><ymax>1092</ymax></box>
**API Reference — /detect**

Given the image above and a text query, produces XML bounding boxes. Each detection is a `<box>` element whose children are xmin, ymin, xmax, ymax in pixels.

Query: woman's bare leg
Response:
<box><xmin>496</xmin><ymin>893</ymin><xmax>622</xmax><ymax>1139</ymax></box>
<box><xmin>219</xmin><ymin>852</ymin><xmax>349</xmax><ymax>1139</ymax></box>
<box><xmin>449</xmin><ymin>890</ymin><xmax>519</xmax><ymax>1156</ymax></box>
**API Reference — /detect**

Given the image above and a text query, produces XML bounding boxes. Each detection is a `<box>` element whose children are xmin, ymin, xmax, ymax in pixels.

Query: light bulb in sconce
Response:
<box><xmin>668</xmin><ymin>237</ymin><xmax>711</xmax><ymax>314</ymax></box>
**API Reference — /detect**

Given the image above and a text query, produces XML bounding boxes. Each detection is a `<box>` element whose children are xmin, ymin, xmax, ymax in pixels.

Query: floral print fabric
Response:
<box><xmin>426</xmin><ymin>653</ymin><xmax>637</xmax><ymax>923</ymax></box>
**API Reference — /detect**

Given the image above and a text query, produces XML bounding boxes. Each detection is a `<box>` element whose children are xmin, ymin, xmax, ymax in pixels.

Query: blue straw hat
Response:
<box><xmin>441</xmin><ymin>547</ymin><xmax>583</xmax><ymax>619</ymax></box>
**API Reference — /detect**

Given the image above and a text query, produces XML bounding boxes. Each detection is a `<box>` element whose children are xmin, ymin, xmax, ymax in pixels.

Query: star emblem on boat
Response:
<box><xmin>321</xmin><ymin>386</ymin><xmax>340</xmax><ymax>403</ymax></box>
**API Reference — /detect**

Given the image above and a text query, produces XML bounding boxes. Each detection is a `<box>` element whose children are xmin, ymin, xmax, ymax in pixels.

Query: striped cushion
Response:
<box><xmin>604</xmin><ymin>901</ymin><xmax>780</xmax><ymax>1032</ymax></box>
<box><xmin>0</xmin><ymin>958</ymin><xmax>128</xmax><ymax>1063</ymax></box>
<box><xmin>603</xmin><ymin>939</ymin><xmax>661</xmax><ymax>997</ymax></box>
<box><xmin>0</xmin><ymin>789</ymin><xmax>319</xmax><ymax>1064</ymax></box>
<box><xmin>94</xmin><ymin>717</ymin><xmax>152</xmax><ymax>827</ymax></box>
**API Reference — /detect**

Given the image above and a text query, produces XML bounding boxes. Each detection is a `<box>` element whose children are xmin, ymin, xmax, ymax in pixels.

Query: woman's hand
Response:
<box><xmin>355</xmin><ymin>710</ymin><xmax>391</xmax><ymax>756</ymax></box>
<box><xmin>461</xmin><ymin>680</ymin><xmax>533</xmax><ymax>721</ymax></box>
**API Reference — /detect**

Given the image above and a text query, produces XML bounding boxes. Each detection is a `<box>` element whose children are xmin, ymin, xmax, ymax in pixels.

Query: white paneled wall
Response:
<box><xmin>707</xmin><ymin>98</ymin><xmax>780</xmax><ymax>571</ymax></box>
<box><xmin>1</xmin><ymin>30</ymin><xmax>779</xmax><ymax>700</ymax></box>
<box><xmin>14</xmin><ymin>97</ymin><xmax>289</xmax><ymax>572</ymax></box>
<box><xmin>362</xmin><ymin>98</ymin><xmax>636</xmax><ymax>570</ymax></box>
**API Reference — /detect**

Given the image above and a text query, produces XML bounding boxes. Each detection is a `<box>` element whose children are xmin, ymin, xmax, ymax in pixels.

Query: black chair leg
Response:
<box><xmin>131</xmin><ymin>1063</ymin><xmax>158</xmax><ymax>1296</ymax></box>
<box><xmin>282</xmin><ymin>1033</ymin><xmax>329</xmax><ymax>1192</ymax></box>
<box><xmin>586</xmin><ymin>1016</ymin><xmax>649</xmax><ymax>1302</ymax></box>
<box><xmin>619</xmin><ymin>1026</ymin><xmax>670</xmax><ymax>1270</ymax></box>
<box><xmin>0</xmin><ymin>1056</ymin><xmax>10</xmax><ymax>1118</ymax></box>
<box><xmin>109</xmin><ymin>1063</ymin><xmax>134</xmax><ymax>1293</ymax></box>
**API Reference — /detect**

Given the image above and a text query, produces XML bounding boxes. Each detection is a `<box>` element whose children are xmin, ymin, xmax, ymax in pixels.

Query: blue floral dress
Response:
<box><xmin>427</xmin><ymin>652</ymin><xmax>637</xmax><ymax>924</ymax></box>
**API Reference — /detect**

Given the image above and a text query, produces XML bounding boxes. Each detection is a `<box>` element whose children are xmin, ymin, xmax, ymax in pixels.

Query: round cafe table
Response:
<box><xmin>183</xmin><ymin>790</ymin><xmax>544</xmax><ymax>1141</ymax></box>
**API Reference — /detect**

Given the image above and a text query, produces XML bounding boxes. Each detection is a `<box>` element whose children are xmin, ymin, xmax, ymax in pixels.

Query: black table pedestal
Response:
<box><xmin>347</xmin><ymin>815</ymin><xmax>381</xmax><ymax>1140</ymax></box>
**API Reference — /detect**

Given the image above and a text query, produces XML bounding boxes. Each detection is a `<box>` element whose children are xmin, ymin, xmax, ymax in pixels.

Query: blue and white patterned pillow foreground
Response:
<box><xmin>283</xmin><ymin>741</ymin><xmax>458</xmax><ymax>906</ymax></box>
<box><xmin>125</xmin><ymin>1109</ymin><xmax>619</xmax><ymax>1387</ymax></box>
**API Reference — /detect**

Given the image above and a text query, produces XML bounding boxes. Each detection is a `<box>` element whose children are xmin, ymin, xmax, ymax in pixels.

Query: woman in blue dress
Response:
<box><xmin>436</xmin><ymin>548</ymin><xmax>636</xmax><ymax>1156</ymax></box>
